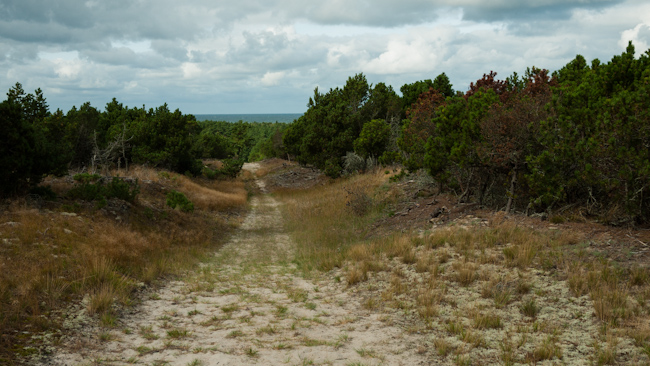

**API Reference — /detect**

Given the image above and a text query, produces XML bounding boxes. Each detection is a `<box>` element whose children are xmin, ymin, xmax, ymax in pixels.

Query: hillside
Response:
<box><xmin>0</xmin><ymin>165</ymin><xmax>248</xmax><ymax>364</ymax></box>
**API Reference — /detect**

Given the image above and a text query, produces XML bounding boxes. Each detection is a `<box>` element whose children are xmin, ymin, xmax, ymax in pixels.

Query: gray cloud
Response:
<box><xmin>0</xmin><ymin>0</ymin><xmax>647</xmax><ymax>113</ymax></box>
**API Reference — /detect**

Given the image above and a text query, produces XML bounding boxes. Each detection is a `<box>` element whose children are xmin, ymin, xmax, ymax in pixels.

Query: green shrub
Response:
<box><xmin>29</xmin><ymin>185</ymin><xmax>57</xmax><ymax>200</ymax></box>
<box><xmin>166</xmin><ymin>191</ymin><xmax>194</xmax><ymax>212</ymax></box>
<box><xmin>73</xmin><ymin>173</ymin><xmax>102</xmax><ymax>183</ymax></box>
<box><xmin>66</xmin><ymin>181</ymin><xmax>105</xmax><ymax>201</ymax></box>
<box><xmin>105</xmin><ymin>177</ymin><xmax>139</xmax><ymax>203</ymax></box>
<box><xmin>66</xmin><ymin>176</ymin><xmax>139</xmax><ymax>203</ymax></box>
<box><xmin>202</xmin><ymin>158</ymin><xmax>244</xmax><ymax>180</ymax></box>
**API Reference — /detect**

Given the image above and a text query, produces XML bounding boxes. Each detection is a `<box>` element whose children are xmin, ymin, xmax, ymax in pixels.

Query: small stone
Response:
<box><xmin>63</xmin><ymin>229</ymin><xmax>73</xmax><ymax>235</ymax></box>
<box><xmin>61</xmin><ymin>212</ymin><xmax>77</xmax><ymax>217</ymax></box>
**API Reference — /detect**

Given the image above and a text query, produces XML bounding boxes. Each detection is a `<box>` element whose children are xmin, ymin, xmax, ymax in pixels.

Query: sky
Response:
<box><xmin>1</xmin><ymin>0</ymin><xmax>649</xmax><ymax>114</ymax></box>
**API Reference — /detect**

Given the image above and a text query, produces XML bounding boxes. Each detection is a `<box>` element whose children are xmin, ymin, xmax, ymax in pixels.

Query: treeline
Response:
<box><xmin>276</xmin><ymin>42</ymin><xmax>650</xmax><ymax>224</ymax></box>
<box><xmin>0</xmin><ymin>86</ymin><xmax>283</xmax><ymax>197</ymax></box>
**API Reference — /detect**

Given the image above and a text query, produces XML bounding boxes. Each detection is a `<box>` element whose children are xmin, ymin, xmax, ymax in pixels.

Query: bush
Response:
<box><xmin>343</xmin><ymin>152</ymin><xmax>366</xmax><ymax>175</ymax></box>
<box><xmin>105</xmin><ymin>177</ymin><xmax>140</xmax><ymax>203</ymax></box>
<box><xmin>202</xmin><ymin>158</ymin><xmax>244</xmax><ymax>180</ymax></box>
<box><xmin>73</xmin><ymin>173</ymin><xmax>102</xmax><ymax>183</ymax></box>
<box><xmin>354</xmin><ymin>119</ymin><xmax>390</xmax><ymax>159</ymax></box>
<box><xmin>66</xmin><ymin>176</ymin><xmax>139</xmax><ymax>203</ymax></box>
<box><xmin>166</xmin><ymin>190</ymin><xmax>194</xmax><ymax>212</ymax></box>
<box><xmin>29</xmin><ymin>185</ymin><xmax>57</xmax><ymax>200</ymax></box>
<box><xmin>66</xmin><ymin>181</ymin><xmax>105</xmax><ymax>201</ymax></box>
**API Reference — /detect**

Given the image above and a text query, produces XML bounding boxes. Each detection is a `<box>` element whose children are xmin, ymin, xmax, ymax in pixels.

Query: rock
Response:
<box><xmin>61</xmin><ymin>212</ymin><xmax>77</xmax><ymax>217</ymax></box>
<box><xmin>1</xmin><ymin>221</ymin><xmax>21</xmax><ymax>227</ymax></box>
<box><xmin>63</xmin><ymin>229</ymin><xmax>73</xmax><ymax>235</ymax></box>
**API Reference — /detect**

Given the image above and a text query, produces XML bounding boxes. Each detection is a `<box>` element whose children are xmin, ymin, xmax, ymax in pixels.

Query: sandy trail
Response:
<box><xmin>47</xmin><ymin>165</ymin><xmax>430</xmax><ymax>365</ymax></box>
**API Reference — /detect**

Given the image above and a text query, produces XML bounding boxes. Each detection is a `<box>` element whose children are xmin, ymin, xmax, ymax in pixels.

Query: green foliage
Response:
<box><xmin>66</xmin><ymin>176</ymin><xmax>139</xmax><ymax>203</ymax></box>
<box><xmin>202</xmin><ymin>158</ymin><xmax>244</xmax><ymax>179</ymax></box>
<box><xmin>131</xmin><ymin>104</ymin><xmax>201</xmax><ymax>175</ymax></box>
<box><xmin>198</xmin><ymin>120</ymin><xmax>288</xmax><ymax>162</ymax></box>
<box><xmin>354</xmin><ymin>119</ymin><xmax>390</xmax><ymax>159</ymax></box>
<box><xmin>73</xmin><ymin>173</ymin><xmax>102</xmax><ymax>183</ymax></box>
<box><xmin>400</xmin><ymin>73</ymin><xmax>454</xmax><ymax>118</ymax></box>
<box><xmin>29</xmin><ymin>185</ymin><xmax>57</xmax><ymax>200</ymax></box>
<box><xmin>0</xmin><ymin>84</ymin><xmax>68</xmax><ymax>197</ymax></box>
<box><xmin>106</xmin><ymin>177</ymin><xmax>140</xmax><ymax>203</ymax></box>
<box><xmin>192</xmin><ymin>132</ymin><xmax>234</xmax><ymax>159</ymax></box>
<box><xmin>166</xmin><ymin>190</ymin><xmax>194</xmax><ymax>212</ymax></box>
<box><xmin>66</xmin><ymin>181</ymin><xmax>105</xmax><ymax>201</ymax></box>
<box><xmin>283</xmin><ymin>73</ymin><xmax>400</xmax><ymax>177</ymax></box>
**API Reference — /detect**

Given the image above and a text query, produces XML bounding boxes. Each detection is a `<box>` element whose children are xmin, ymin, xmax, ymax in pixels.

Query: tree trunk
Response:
<box><xmin>505</xmin><ymin>164</ymin><xmax>518</xmax><ymax>214</ymax></box>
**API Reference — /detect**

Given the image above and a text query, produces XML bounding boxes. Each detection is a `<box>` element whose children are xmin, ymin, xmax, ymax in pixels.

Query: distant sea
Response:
<box><xmin>194</xmin><ymin>113</ymin><xmax>303</xmax><ymax>123</ymax></box>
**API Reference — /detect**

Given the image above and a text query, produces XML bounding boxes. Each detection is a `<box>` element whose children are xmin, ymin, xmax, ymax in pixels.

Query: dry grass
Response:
<box><xmin>276</xmin><ymin>169</ymin><xmax>390</xmax><ymax>272</ymax></box>
<box><xmin>111</xmin><ymin>165</ymin><xmax>247</xmax><ymax>211</ymax></box>
<box><xmin>0</xmin><ymin>165</ymin><xmax>247</xmax><ymax>363</ymax></box>
<box><xmin>453</xmin><ymin>261</ymin><xmax>478</xmax><ymax>287</ymax></box>
<box><xmin>276</xmin><ymin>168</ymin><xmax>650</xmax><ymax>364</ymax></box>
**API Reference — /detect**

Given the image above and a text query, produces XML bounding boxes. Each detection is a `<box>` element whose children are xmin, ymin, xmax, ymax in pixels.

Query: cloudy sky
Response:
<box><xmin>1</xmin><ymin>0</ymin><xmax>649</xmax><ymax>114</ymax></box>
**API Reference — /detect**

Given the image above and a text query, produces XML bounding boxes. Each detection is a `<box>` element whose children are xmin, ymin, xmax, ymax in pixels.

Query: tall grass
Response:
<box><xmin>276</xmin><ymin>169</ymin><xmax>392</xmax><ymax>272</ymax></box>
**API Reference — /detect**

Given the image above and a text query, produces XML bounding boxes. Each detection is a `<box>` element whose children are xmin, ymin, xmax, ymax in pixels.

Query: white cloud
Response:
<box><xmin>620</xmin><ymin>23</ymin><xmax>650</xmax><ymax>53</ymax></box>
<box><xmin>261</xmin><ymin>71</ymin><xmax>285</xmax><ymax>86</ymax></box>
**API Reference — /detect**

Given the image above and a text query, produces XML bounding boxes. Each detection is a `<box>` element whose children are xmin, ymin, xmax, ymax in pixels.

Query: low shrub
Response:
<box><xmin>202</xmin><ymin>158</ymin><xmax>244</xmax><ymax>179</ymax></box>
<box><xmin>66</xmin><ymin>176</ymin><xmax>139</xmax><ymax>203</ymax></box>
<box><xmin>166</xmin><ymin>190</ymin><xmax>194</xmax><ymax>212</ymax></box>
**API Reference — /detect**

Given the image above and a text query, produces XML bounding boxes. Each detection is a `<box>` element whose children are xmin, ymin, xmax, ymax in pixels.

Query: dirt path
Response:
<box><xmin>47</xmin><ymin>164</ymin><xmax>430</xmax><ymax>365</ymax></box>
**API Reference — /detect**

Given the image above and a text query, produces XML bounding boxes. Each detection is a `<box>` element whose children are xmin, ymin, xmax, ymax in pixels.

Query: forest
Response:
<box><xmin>2</xmin><ymin>42</ymin><xmax>649</xmax><ymax>223</ymax></box>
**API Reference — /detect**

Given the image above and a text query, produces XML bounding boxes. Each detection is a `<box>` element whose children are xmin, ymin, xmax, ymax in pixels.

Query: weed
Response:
<box><xmin>520</xmin><ymin>298</ymin><xmax>539</xmax><ymax>318</ymax></box>
<box><xmin>592</xmin><ymin>286</ymin><xmax>631</xmax><ymax>326</ymax></box>
<box><xmin>98</xmin><ymin>331</ymin><xmax>113</xmax><ymax>342</ymax></box>
<box><xmin>226</xmin><ymin>330</ymin><xmax>244</xmax><ymax>338</ymax></box>
<box><xmin>401</xmin><ymin>248</ymin><xmax>417</xmax><ymax>264</ymax></box>
<box><xmin>594</xmin><ymin>339</ymin><xmax>617</xmax><ymax>365</ymax></box>
<box><xmin>303</xmin><ymin>337</ymin><xmax>329</xmax><ymax>347</ymax></box>
<box><xmin>275</xmin><ymin>305</ymin><xmax>289</xmax><ymax>316</ymax></box>
<box><xmin>166</xmin><ymin>328</ymin><xmax>190</xmax><ymax>339</ymax></box>
<box><xmin>434</xmin><ymin>338</ymin><xmax>453</xmax><ymax>357</ymax></box>
<box><xmin>256</xmin><ymin>325</ymin><xmax>277</xmax><ymax>335</ymax></box>
<box><xmin>454</xmin><ymin>354</ymin><xmax>471</xmax><ymax>366</ymax></box>
<box><xmin>274</xmin><ymin>342</ymin><xmax>292</xmax><ymax>350</ymax></box>
<box><xmin>244</xmin><ymin>347</ymin><xmax>258</xmax><ymax>357</ymax></box>
<box><xmin>135</xmin><ymin>345</ymin><xmax>155</xmax><ymax>356</ymax></box>
<box><xmin>454</xmin><ymin>261</ymin><xmax>478</xmax><ymax>287</ymax></box>
<box><xmin>499</xmin><ymin>337</ymin><xmax>516</xmax><ymax>366</ymax></box>
<box><xmin>347</xmin><ymin>264</ymin><xmax>368</xmax><ymax>285</ymax></box>
<box><xmin>473</xmin><ymin>312</ymin><xmax>502</xmax><ymax>329</ymax></box>
<box><xmin>186</xmin><ymin>359</ymin><xmax>204</xmax><ymax>366</ymax></box>
<box><xmin>221</xmin><ymin>304</ymin><xmax>240</xmax><ymax>313</ymax></box>
<box><xmin>527</xmin><ymin>336</ymin><xmax>562</xmax><ymax>362</ymax></box>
